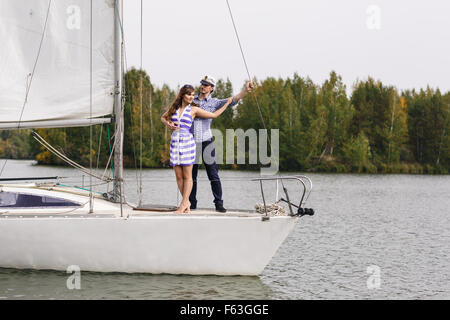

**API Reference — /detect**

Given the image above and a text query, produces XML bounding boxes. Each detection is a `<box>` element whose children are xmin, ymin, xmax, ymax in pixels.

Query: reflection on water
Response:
<box><xmin>0</xmin><ymin>268</ymin><xmax>272</xmax><ymax>300</ymax></box>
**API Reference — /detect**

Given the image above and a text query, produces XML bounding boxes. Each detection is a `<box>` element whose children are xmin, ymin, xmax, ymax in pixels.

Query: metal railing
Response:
<box><xmin>251</xmin><ymin>175</ymin><xmax>314</xmax><ymax>217</ymax></box>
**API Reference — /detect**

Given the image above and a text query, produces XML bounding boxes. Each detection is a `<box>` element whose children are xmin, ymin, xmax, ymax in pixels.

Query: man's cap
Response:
<box><xmin>200</xmin><ymin>75</ymin><xmax>216</xmax><ymax>87</ymax></box>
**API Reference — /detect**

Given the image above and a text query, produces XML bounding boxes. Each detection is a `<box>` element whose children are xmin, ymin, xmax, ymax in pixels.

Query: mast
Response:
<box><xmin>113</xmin><ymin>0</ymin><xmax>124</xmax><ymax>205</ymax></box>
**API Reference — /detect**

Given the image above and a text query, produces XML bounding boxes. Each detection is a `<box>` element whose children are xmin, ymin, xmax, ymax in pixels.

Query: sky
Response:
<box><xmin>123</xmin><ymin>0</ymin><xmax>450</xmax><ymax>94</ymax></box>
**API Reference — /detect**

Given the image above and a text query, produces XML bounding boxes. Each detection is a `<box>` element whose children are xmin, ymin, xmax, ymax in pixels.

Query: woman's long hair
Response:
<box><xmin>165</xmin><ymin>85</ymin><xmax>199</xmax><ymax>121</ymax></box>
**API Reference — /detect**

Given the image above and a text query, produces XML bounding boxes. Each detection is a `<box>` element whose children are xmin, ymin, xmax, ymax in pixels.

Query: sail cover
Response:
<box><xmin>0</xmin><ymin>0</ymin><xmax>115</xmax><ymax>129</ymax></box>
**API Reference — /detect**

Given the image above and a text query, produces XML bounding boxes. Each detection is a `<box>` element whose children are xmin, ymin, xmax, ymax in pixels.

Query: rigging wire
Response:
<box><xmin>114</xmin><ymin>0</ymin><xmax>141</xmax><ymax>206</ymax></box>
<box><xmin>18</xmin><ymin>0</ymin><xmax>52</xmax><ymax>129</ymax></box>
<box><xmin>118</xmin><ymin>0</ymin><xmax>125</xmax><ymax>215</ymax></box>
<box><xmin>139</xmin><ymin>0</ymin><xmax>144</xmax><ymax>206</ymax></box>
<box><xmin>225</xmin><ymin>0</ymin><xmax>271</xmax><ymax>147</ymax></box>
<box><xmin>89</xmin><ymin>0</ymin><xmax>94</xmax><ymax>213</ymax></box>
<box><xmin>31</xmin><ymin>131</ymin><xmax>109</xmax><ymax>182</ymax></box>
<box><xmin>101</xmin><ymin>130</ymin><xmax>118</xmax><ymax>180</ymax></box>
<box><xmin>110</xmin><ymin>0</ymin><xmax>126</xmax><ymax>214</ymax></box>
<box><xmin>149</xmin><ymin>84</ymin><xmax>154</xmax><ymax>154</ymax></box>
<box><xmin>96</xmin><ymin>124</ymin><xmax>104</xmax><ymax>171</ymax></box>
<box><xmin>225</xmin><ymin>0</ymin><xmax>287</xmax><ymax>207</ymax></box>
<box><xmin>0</xmin><ymin>0</ymin><xmax>52</xmax><ymax>177</ymax></box>
<box><xmin>124</xmin><ymin>73</ymin><xmax>141</xmax><ymax>197</ymax></box>
<box><xmin>107</xmin><ymin>124</ymin><xmax>115</xmax><ymax>178</ymax></box>
<box><xmin>115</xmin><ymin>0</ymin><xmax>146</xmax><ymax>204</ymax></box>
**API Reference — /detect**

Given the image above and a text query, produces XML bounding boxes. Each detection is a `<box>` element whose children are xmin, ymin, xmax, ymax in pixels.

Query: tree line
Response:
<box><xmin>1</xmin><ymin>68</ymin><xmax>449</xmax><ymax>174</ymax></box>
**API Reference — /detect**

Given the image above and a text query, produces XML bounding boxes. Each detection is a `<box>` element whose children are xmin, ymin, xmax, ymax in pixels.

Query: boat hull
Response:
<box><xmin>0</xmin><ymin>214</ymin><xmax>298</xmax><ymax>275</ymax></box>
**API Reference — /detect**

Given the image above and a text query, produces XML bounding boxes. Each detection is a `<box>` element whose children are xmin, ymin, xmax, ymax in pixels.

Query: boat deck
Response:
<box><xmin>131</xmin><ymin>207</ymin><xmax>263</xmax><ymax>218</ymax></box>
<box><xmin>0</xmin><ymin>184</ymin><xmax>277</xmax><ymax>218</ymax></box>
<box><xmin>0</xmin><ymin>205</ymin><xmax>266</xmax><ymax>218</ymax></box>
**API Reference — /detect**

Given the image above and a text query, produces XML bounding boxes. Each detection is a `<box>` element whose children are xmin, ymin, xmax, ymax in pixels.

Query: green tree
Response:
<box><xmin>313</xmin><ymin>71</ymin><xmax>353</xmax><ymax>170</ymax></box>
<box><xmin>350</xmin><ymin>78</ymin><xmax>395</xmax><ymax>166</ymax></box>
<box><xmin>407</xmin><ymin>87</ymin><xmax>450</xmax><ymax>170</ymax></box>
<box><xmin>211</xmin><ymin>78</ymin><xmax>234</xmax><ymax>131</ymax></box>
<box><xmin>342</xmin><ymin>131</ymin><xmax>375</xmax><ymax>173</ymax></box>
<box><xmin>2</xmin><ymin>70</ymin><xmax>448</xmax><ymax>174</ymax></box>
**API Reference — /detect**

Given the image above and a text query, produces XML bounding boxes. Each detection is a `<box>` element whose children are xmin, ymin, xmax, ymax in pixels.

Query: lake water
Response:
<box><xmin>0</xmin><ymin>160</ymin><xmax>449</xmax><ymax>299</ymax></box>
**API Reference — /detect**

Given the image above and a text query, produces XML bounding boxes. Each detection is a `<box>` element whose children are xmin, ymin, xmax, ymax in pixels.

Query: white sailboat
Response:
<box><xmin>0</xmin><ymin>0</ymin><xmax>313</xmax><ymax>275</ymax></box>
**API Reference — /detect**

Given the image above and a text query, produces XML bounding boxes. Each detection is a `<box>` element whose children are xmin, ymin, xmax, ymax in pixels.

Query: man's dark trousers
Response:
<box><xmin>189</xmin><ymin>138</ymin><xmax>223</xmax><ymax>207</ymax></box>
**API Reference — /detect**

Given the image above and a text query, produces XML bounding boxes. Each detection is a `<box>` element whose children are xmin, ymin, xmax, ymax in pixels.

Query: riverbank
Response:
<box><xmin>9</xmin><ymin>158</ymin><xmax>448</xmax><ymax>175</ymax></box>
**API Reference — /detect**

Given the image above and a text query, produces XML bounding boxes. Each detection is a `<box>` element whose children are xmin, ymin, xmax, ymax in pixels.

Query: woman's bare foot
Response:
<box><xmin>175</xmin><ymin>201</ymin><xmax>190</xmax><ymax>214</ymax></box>
<box><xmin>174</xmin><ymin>203</ymin><xmax>185</xmax><ymax>214</ymax></box>
<box><xmin>184</xmin><ymin>201</ymin><xmax>191</xmax><ymax>213</ymax></box>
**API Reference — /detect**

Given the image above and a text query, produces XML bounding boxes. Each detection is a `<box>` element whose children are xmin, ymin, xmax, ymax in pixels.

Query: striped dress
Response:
<box><xmin>169</xmin><ymin>104</ymin><xmax>196</xmax><ymax>166</ymax></box>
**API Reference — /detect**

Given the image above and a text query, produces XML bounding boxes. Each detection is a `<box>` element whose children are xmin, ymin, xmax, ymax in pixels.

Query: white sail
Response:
<box><xmin>0</xmin><ymin>0</ymin><xmax>115</xmax><ymax>129</ymax></box>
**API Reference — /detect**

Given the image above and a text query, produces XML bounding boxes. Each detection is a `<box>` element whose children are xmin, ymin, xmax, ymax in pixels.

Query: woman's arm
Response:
<box><xmin>192</xmin><ymin>98</ymin><xmax>233</xmax><ymax>119</ymax></box>
<box><xmin>161</xmin><ymin>111</ymin><xmax>178</xmax><ymax>131</ymax></box>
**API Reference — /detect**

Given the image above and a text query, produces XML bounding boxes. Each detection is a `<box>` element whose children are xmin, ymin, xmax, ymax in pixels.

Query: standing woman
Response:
<box><xmin>161</xmin><ymin>85</ymin><xmax>232</xmax><ymax>213</ymax></box>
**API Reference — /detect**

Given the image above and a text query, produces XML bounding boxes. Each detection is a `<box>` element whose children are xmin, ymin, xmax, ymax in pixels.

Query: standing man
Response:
<box><xmin>189</xmin><ymin>75</ymin><xmax>253</xmax><ymax>212</ymax></box>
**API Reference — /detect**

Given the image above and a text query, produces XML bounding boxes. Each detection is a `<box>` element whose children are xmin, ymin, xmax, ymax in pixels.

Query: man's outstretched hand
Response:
<box><xmin>246</xmin><ymin>81</ymin><xmax>254</xmax><ymax>92</ymax></box>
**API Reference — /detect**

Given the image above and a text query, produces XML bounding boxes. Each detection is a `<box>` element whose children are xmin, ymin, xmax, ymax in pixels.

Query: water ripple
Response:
<box><xmin>0</xmin><ymin>163</ymin><xmax>449</xmax><ymax>299</ymax></box>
